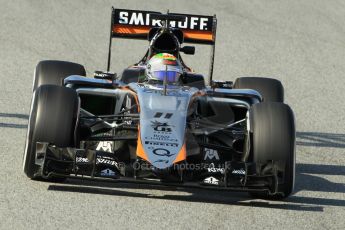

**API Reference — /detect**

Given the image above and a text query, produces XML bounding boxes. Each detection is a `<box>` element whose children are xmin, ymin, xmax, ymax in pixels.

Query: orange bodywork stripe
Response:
<box><xmin>113</xmin><ymin>25</ymin><xmax>213</xmax><ymax>42</ymax></box>
<box><xmin>173</xmin><ymin>143</ymin><xmax>186</xmax><ymax>163</ymax></box>
<box><xmin>113</xmin><ymin>25</ymin><xmax>150</xmax><ymax>35</ymax></box>
<box><xmin>183</xmin><ymin>30</ymin><xmax>213</xmax><ymax>42</ymax></box>
<box><xmin>136</xmin><ymin>131</ymin><xmax>149</xmax><ymax>161</ymax></box>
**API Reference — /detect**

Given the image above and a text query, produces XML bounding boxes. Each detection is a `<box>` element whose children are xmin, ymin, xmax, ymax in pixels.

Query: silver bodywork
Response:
<box><xmin>64</xmin><ymin>75</ymin><xmax>262</xmax><ymax>169</ymax></box>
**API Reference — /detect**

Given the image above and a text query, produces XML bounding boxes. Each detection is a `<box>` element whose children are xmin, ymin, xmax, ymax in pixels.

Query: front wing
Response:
<box><xmin>35</xmin><ymin>142</ymin><xmax>279</xmax><ymax>194</ymax></box>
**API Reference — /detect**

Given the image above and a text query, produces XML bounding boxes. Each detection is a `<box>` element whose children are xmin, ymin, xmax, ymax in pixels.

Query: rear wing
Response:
<box><xmin>107</xmin><ymin>8</ymin><xmax>217</xmax><ymax>84</ymax></box>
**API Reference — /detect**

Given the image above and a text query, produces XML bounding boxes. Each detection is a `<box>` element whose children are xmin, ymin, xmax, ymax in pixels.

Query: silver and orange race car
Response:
<box><xmin>23</xmin><ymin>8</ymin><xmax>296</xmax><ymax>199</ymax></box>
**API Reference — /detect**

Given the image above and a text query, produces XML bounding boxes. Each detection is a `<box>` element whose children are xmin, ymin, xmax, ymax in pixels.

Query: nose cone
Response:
<box><xmin>136</xmin><ymin>86</ymin><xmax>193</xmax><ymax>169</ymax></box>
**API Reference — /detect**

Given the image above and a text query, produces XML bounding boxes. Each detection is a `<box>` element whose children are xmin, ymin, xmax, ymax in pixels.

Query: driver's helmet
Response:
<box><xmin>145</xmin><ymin>53</ymin><xmax>183</xmax><ymax>83</ymax></box>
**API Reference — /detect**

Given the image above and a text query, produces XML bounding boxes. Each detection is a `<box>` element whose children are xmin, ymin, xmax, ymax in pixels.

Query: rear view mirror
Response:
<box><xmin>94</xmin><ymin>71</ymin><xmax>116</xmax><ymax>80</ymax></box>
<box><xmin>180</xmin><ymin>46</ymin><xmax>195</xmax><ymax>55</ymax></box>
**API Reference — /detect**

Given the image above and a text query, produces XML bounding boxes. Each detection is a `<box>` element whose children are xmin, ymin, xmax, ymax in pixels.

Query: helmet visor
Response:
<box><xmin>152</xmin><ymin>70</ymin><xmax>181</xmax><ymax>82</ymax></box>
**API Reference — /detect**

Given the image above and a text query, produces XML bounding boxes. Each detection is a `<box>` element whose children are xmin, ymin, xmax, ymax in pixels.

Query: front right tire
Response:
<box><xmin>249</xmin><ymin>102</ymin><xmax>296</xmax><ymax>199</ymax></box>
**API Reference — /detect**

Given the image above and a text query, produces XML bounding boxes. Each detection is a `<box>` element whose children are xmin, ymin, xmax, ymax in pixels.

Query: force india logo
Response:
<box><xmin>117</xmin><ymin>11</ymin><xmax>211</xmax><ymax>31</ymax></box>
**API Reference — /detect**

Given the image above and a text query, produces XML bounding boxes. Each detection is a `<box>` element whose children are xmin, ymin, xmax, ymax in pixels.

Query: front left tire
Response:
<box><xmin>23</xmin><ymin>85</ymin><xmax>79</xmax><ymax>180</ymax></box>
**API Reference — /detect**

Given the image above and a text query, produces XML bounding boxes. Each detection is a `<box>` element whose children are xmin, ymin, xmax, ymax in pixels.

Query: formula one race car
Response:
<box><xmin>23</xmin><ymin>8</ymin><xmax>295</xmax><ymax>199</ymax></box>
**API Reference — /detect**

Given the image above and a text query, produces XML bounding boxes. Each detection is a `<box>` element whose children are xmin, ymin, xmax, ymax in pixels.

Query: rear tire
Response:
<box><xmin>23</xmin><ymin>85</ymin><xmax>79</xmax><ymax>180</ymax></box>
<box><xmin>249</xmin><ymin>102</ymin><xmax>295</xmax><ymax>199</ymax></box>
<box><xmin>33</xmin><ymin>60</ymin><xmax>86</xmax><ymax>91</ymax></box>
<box><xmin>233</xmin><ymin>77</ymin><xmax>284</xmax><ymax>102</ymax></box>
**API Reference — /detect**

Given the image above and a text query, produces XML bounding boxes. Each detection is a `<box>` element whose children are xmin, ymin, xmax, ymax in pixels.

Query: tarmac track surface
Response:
<box><xmin>0</xmin><ymin>0</ymin><xmax>345</xmax><ymax>229</ymax></box>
